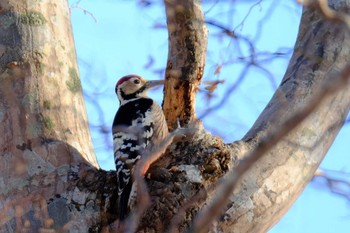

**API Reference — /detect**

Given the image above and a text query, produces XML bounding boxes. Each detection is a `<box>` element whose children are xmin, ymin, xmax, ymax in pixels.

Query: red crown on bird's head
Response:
<box><xmin>116</xmin><ymin>75</ymin><xmax>142</xmax><ymax>87</ymax></box>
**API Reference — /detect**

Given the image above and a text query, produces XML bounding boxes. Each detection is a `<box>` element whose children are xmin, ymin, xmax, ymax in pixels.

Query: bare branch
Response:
<box><xmin>233</xmin><ymin>0</ymin><xmax>264</xmax><ymax>32</ymax></box>
<box><xmin>298</xmin><ymin>0</ymin><xmax>350</xmax><ymax>27</ymax></box>
<box><xmin>314</xmin><ymin>168</ymin><xmax>350</xmax><ymax>201</ymax></box>
<box><xmin>70</xmin><ymin>0</ymin><xmax>98</xmax><ymax>23</ymax></box>
<box><xmin>199</xmin><ymin>64</ymin><xmax>251</xmax><ymax>119</ymax></box>
<box><xmin>163</xmin><ymin>0</ymin><xmax>208</xmax><ymax>129</ymax></box>
<box><xmin>189</xmin><ymin>63</ymin><xmax>350</xmax><ymax>233</ymax></box>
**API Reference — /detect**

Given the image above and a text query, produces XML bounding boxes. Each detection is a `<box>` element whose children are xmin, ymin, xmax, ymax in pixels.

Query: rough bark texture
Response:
<box><xmin>218</xmin><ymin>1</ymin><xmax>350</xmax><ymax>232</ymax></box>
<box><xmin>163</xmin><ymin>0</ymin><xmax>208</xmax><ymax>130</ymax></box>
<box><xmin>139</xmin><ymin>1</ymin><xmax>350</xmax><ymax>232</ymax></box>
<box><xmin>0</xmin><ymin>0</ymin><xmax>97</xmax><ymax>166</ymax></box>
<box><xmin>0</xmin><ymin>0</ymin><xmax>100</xmax><ymax>231</ymax></box>
<box><xmin>1</xmin><ymin>0</ymin><xmax>350</xmax><ymax>232</ymax></box>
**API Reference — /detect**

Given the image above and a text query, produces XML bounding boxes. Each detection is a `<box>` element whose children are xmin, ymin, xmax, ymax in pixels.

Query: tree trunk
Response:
<box><xmin>1</xmin><ymin>0</ymin><xmax>350</xmax><ymax>232</ymax></box>
<box><xmin>0</xmin><ymin>0</ymin><xmax>99</xmax><ymax>231</ymax></box>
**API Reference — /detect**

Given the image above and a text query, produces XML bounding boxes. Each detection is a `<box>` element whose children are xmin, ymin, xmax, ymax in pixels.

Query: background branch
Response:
<box><xmin>314</xmin><ymin>168</ymin><xmax>350</xmax><ymax>200</ymax></box>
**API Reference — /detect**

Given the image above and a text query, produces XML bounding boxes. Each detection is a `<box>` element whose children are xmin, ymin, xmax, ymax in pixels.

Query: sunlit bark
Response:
<box><xmin>163</xmin><ymin>0</ymin><xmax>208</xmax><ymax>130</ymax></box>
<box><xmin>0</xmin><ymin>0</ymin><xmax>98</xmax><ymax>231</ymax></box>
<box><xmin>1</xmin><ymin>0</ymin><xmax>350</xmax><ymax>232</ymax></box>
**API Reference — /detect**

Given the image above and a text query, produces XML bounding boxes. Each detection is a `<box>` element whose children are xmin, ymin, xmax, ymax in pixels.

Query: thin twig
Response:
<box><xmin>199</xmin><ymin>63</ymin><xmax>251</xmax><ymax>119</ymax></box>
<box><xmin>70</xmin><ymin>1</ymin><xmax>98</xmax><ymax>23</ymax></box>
<box><xmin>314</xmin><ymin>168</ymin><xmax>350</xmax><ymax>201</ymax></box>
<box><xmin>233</xmin><ymin>0</ymin><xmax>264</xmax><ymax>32</ymax></box>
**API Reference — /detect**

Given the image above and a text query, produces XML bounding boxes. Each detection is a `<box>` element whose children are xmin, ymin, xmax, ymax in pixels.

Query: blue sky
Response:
<box><xmin>70</xmin><ymin>0</ymin><xmax>350</xmax><ymax>232</ymax></box>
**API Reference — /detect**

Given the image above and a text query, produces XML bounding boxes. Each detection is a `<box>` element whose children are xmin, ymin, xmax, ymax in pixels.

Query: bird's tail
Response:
<box><xmin>118</xmin><ymin>181</ymin><xmax>132</xmax><ymax>220</ymax></box>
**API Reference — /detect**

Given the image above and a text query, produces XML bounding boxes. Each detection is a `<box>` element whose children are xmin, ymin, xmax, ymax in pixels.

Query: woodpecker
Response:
<box><xmin>112</xmin><ymin>74</ymin><xmax>168</xmax><ymax>220</ymax></box>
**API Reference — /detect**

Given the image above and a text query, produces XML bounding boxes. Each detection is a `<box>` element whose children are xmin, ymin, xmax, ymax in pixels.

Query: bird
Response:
<box><xmin>112</xmin><ymin>74</ymin><xmax>168</xmax><ymax>220</ymax></box>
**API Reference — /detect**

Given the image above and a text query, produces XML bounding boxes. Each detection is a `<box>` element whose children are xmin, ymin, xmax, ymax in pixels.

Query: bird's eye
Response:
<box><xmin>134</xmin><ymin>79</ymin><xmax>140</xmax><ymax>84</ymax></box>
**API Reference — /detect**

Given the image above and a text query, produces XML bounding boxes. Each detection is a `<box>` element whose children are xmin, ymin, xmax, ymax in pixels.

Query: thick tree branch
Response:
<box><xmin>214</xmin><ymin>1</ymin><xmax>350</xmax><ymax>232</ymax></box>
<box><xmin>191</xmin><ymin>63</ymin><xmax>350</xmax><ymax>233</ymax></box>
<box><xmin>2</xmin><ymin>1</ymin><xmax>350</xmax><ymax>232</ymax></box>
<box><xmin>162</xmin><ymin>0</ymin><xmax>208</xmax><ymax>130</ymax></box>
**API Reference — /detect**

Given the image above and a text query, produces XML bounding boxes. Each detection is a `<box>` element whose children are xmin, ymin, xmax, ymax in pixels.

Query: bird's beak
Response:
<box><xmin>145</xmin><ymin>80</ymin><xmax>165</xmax><ymax>89</ymax></box>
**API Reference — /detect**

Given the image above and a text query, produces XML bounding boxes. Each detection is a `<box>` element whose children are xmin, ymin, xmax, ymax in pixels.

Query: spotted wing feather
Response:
<box><xmin>112</xmin><ymin>98</ymin><xmax>154</xmax><ymax>220</ymax></box>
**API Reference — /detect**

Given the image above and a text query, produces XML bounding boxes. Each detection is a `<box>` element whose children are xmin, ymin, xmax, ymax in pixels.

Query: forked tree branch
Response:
<box><xmin>161</xmin><ymin>0</ymin><xmax>350</xmax><ymax>232</ymax></box>
<box><xmin>3</xmin><ymin>1</ymin><xmax>350</xmax><ymax>232</ymax></box>
<box><xmin>189</xmin><ymin>63</ymin><xmax>350</xmax><ymax>233</ymax></box>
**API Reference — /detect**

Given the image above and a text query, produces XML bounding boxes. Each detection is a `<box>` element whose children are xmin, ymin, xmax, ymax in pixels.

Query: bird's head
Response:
<box><xmin>115</xmin><ymin>75</ymin><xmax>164</xmax><ymax>104</ymax></box>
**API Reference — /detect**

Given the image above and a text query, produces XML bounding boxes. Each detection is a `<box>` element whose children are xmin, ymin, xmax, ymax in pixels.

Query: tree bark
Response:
<box><xmin>1</xmin><ymin>0</ymin><xmax>350</xmax><ymax>233</ymax></box>
<box><xmin>141</xmin><ymin>1</ymin><xmax>350</xmax><ymax>232</ymax></box>
<box><xmin>0</xmin><ymin>0</ymin><xmax>99</xmax><ymax>231</ymax></box>
<box><xmin>214</xmin><ymin>1</ymin><xmax>350</xmax><ymax>232</ymax></box>
<box><xmin>163</xmin><ymin>0</ymin><xmax>208</xmax><ymax>130</ymax></box>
